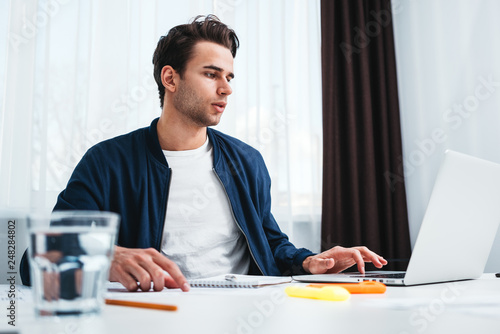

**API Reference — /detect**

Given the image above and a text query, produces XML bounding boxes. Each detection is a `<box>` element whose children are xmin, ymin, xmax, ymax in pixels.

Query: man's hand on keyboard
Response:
<box><xmin>302</xmin><ymin>246</ymin><xmax>388</xmax><ymax>274</ymax></box>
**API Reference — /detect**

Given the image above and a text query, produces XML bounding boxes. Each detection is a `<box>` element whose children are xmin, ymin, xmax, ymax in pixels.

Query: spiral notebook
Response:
<box><xmin>188</xmin><ymin>274</ymin><xmax>292</xmax><ymax>288</ymax></box>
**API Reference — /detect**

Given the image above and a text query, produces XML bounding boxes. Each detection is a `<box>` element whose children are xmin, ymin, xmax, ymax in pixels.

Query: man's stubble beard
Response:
<box><xmin>173</xmin><ymin>80</ymin><xmax>221</xmax><ymax>127</ymax></box>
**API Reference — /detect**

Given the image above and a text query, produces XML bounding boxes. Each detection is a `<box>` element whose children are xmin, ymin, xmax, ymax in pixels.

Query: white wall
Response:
<box><xmin>392</xmin><ymin>0</ymin><xmax>500</xmax><ymax>272</ymax></box>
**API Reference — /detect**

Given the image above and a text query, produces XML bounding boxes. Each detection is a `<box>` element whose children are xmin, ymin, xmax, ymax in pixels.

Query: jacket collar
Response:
<box><xmin>146</xmin><ymin>118</ymin><xmax>168</xmax><ymax>166</ymax></box>
<box><xmin>146</xmin><ymin>117</ymin><xmax>221</xmax><ymax>168</ymax></box>
<box><xmin>207</xmin><ymin>127</ymin><xmax>222</xmax><ymax>169</ymax></box>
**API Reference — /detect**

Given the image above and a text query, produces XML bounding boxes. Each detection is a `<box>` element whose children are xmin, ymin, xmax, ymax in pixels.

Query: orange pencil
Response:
<box><xmin>105</xmin><ymin>299</ymin><xmax>178</xmax><ymax>311</ymax></box>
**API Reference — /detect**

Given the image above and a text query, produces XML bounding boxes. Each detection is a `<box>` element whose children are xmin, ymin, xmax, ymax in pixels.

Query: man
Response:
<box><xmin>21</xmin><ymin>15</ymin><xmax>387</xmax><ymax>291</ymax></box>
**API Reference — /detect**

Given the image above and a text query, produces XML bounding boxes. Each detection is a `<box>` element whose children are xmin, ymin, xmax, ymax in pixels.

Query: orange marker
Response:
<box><xmin>306</xmin><ymin>281</ymin><xmax>386</xmax><ymax>294</ymax></box>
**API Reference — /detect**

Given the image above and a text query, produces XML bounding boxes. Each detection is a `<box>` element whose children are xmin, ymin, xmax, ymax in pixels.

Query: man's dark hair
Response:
<box><xmin>152</xmin><ymin>15</ymin><xmax>239</xmax><ymax>108</ymax></box>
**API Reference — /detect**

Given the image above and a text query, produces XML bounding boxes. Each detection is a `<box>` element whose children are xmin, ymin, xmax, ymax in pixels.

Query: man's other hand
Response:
<box><xmin>109</xmin><ymin>246</ymin><xmax>190</xmax><ymax>292</ymax></box>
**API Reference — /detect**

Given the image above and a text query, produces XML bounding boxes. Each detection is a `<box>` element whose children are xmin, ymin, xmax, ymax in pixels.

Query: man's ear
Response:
<box><xmin>161</xmin><ymin>65</ymin><xmax>177</xmax><ymax>93</ymax></box>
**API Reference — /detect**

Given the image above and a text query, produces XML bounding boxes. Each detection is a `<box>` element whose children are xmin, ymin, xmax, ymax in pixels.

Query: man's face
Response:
<box><xmin>173</xmin><ymin>41</ymin><xmax>234</xmax><ymax>127</ymax></box>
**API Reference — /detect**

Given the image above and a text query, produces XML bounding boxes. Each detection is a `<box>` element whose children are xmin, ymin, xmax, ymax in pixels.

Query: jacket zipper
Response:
<box><xmin>213</xmin><ymin>168</ymin><xmax>264</xmax><ymax>275</ymax></box>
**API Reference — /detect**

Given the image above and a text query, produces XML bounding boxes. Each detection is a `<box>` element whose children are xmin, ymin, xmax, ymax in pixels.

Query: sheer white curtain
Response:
<box><xmin>392</xmin><ymin>0</ymin><xmax>500</xmax><ymax>271</ymax></box>
<box><xmin>0</xmin><ymin>0</ymin><xmax>322</xmax><ymax>251</ymax></box>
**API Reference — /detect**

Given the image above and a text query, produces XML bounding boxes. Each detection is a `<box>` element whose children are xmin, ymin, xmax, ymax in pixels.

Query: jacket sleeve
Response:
<box><xmin>262</xmin><ymin>210</ymin><xmax>315</xmax><ymax>275</ymax></box>
<box><xmin>53</xmin><ymin>146</ymin><xmax>107</xmax><ymax>211</ymax></box>
<box><xmin>257</xmin><ymin>156</ymin><xmax>315</xmax><ymax>275</ymax></box>
<box><xmin>20</xmin><ymin>147</ymin><xmax>106</xmax><ymax>286</ymax></box>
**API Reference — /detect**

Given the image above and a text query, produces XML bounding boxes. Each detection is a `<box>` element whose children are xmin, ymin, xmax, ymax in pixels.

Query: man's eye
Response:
<box><xmin>206</xmin><ymin>73</ymin><xmax>216</xmax><ymax>78</ymax></box>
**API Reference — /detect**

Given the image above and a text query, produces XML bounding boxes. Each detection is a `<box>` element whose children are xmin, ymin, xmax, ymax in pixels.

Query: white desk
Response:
<box><xmin>2</xmin><ymin>274</ymin><xmax>500</xmax><ymax>334</ymax></box>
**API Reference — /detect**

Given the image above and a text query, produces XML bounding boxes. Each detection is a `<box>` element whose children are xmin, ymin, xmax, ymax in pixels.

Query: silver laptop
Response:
<box><xmin>293</xmin><ymin>150</ymin><xmax>500</xmax><ymax>286</ymax></box>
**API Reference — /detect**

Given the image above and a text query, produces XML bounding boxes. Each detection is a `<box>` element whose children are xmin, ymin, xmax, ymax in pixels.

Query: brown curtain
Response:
<box><xmin>321</xmin><ymin>0</ymin><xmax>411</xmax><ymax>270</ymax></box>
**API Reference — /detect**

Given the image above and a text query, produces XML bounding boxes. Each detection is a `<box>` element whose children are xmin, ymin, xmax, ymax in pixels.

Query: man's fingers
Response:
<box><xmin>350</xmin><ymin>249</ymin><xmax>365</xmax><ymax>274</ymax></box>
<box><xmin>133</xmin><ymin>266</ymin><xmax>155</xmax><ymax>291</ymax></box>
<box><xmin>150</xmin><ymin>269</ymin><xmax>166</xmax><ymax>292</ymax></box>
<box><xmin>304</xmin><ymin>245</ymin><xmax>387</xmax><ymax>275</ymax></box>
<box><xmin>164</xmin><ymin>274</ymin><xmax>181</xmax><ymax>289</ymax></box>
<box><xmin>119</xmin><ymin>262</ymin><xmax>150</xmax><ymax>291</ymax></box>
<box><xmin>355</xmin><ymin>246</ymin><xmax>388</xmax><ymax>268</ymax></box>
<box><xmin>110</xmin><ymin>247</ymin><xmax>162</xmax><ymax>291</ymax></box>
<box><xmin>322</xmin><ymin>258</ymin><xmax>335</xmax><ymax>271</ymax></box>
<box><xmin>309</xmin><ymin>258</ymin><xmax>335</xmax><ymax>274</ymax></box>
<box><xmin>110</xmin><ymin>246</ymin><xmax>189</xmax><ymax>291</ymax></box>
<box><xmin>44</xmin><ymin>272</ymin><xmax>60</xmax><ymax>301</ymax></box>
<box><xmin>110</xmin><ymin>264</ymin><xmax>139</xmax><ymax>291</ymax></box>
<box><xmin>135</xmin><ymin>249</ymin><xmax>169</xmax><ymax>291</ymax></box>
<box><xmin>109</xmin><ymin>247</ymin><xmax>189</xmax><ymax>292</ymax></box>
<box><xmin>369</xmin><ymin>255</ymin><xmax>388</xmax><ymax>268</ymax></box>
<box><xmin>154</xmin><ymin>251</ymin><xmax>190</xmax><ymax>291</ymax></box>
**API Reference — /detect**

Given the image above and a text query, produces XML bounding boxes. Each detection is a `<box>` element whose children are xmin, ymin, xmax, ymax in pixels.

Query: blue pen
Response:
<box><xmin>225</xmin><ymin>274</ymin><xmax>237</xmax><ymax>281</ymax></box>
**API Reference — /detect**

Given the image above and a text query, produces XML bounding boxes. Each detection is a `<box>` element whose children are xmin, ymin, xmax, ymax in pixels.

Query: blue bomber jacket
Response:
<box><xmin>20</xmin><ymin>118</ymin><xmax>314</xmax><ymax>284</ymax></box>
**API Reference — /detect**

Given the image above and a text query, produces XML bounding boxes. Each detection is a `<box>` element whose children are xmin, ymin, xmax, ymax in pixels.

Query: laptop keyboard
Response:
<box><xmin>353</xmin><ymin>273</ymin><xmax>406</xmax><ymax>279</ymax></box>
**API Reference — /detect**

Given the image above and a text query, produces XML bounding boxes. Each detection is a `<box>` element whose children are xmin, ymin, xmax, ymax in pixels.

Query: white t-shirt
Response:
<box><xmin>161</xmin><ymin>137</ymin><xmax>250</xmax><ymax>279</ymax></box>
